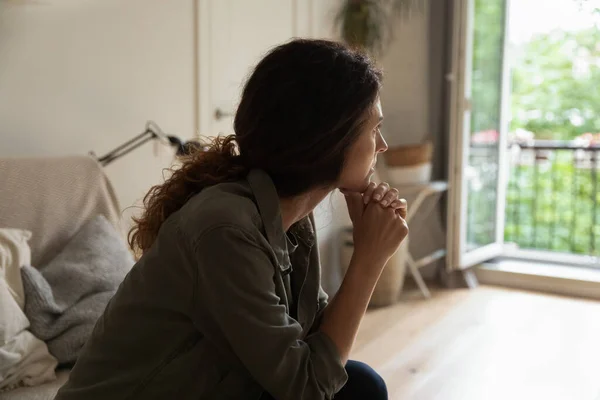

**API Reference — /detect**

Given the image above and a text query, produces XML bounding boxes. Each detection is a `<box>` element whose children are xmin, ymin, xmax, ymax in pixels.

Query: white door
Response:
<box><xmin>447</xmin><ymin>0</ymin><xmax>511</xmax><ymax>270</ymax></box>
<box><xmin>197</xmin><ymin>0</ymin><xmax>302</xmax><ymax>137</ymax></box>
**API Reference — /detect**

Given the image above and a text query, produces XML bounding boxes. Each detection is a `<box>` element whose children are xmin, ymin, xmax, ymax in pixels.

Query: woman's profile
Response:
<box><xmin>55</xmin><ymin>39</ymin><xmax>408</xmax><ymax>400</ymax></box>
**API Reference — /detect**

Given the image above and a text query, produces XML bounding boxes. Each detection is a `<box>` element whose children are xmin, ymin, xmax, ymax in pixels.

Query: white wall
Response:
<box><xmin>380</xmin><ymin>9</ymin><xmax>431</xmax><ymax>147</ymax></box>
<box><xmin>0</xmin><ymin>0</ymin><xmax>196</xmax><ymax>224</ymax></box>
<box><xmin>380</xmin><ymin>7</ymin><xmax>447</xmax><ymax>281</ymax></box>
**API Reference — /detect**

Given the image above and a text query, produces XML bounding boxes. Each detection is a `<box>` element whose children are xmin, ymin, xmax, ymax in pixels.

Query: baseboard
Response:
<box><xmin>475</xmin><ymin>260</ymin><xmax>600</xmax><ymax>301</ymax></box>
<box><xmin>438</xmin><ymin>267</ymin><xmax>479</xmax><ymax>289</ymax></box>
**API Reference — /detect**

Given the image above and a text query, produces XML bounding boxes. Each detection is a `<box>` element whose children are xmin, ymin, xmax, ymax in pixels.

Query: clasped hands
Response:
<box><xmin>341</xmin><ymin>182</ymin><xmax>407</xmax><ymax>220</ymax></box>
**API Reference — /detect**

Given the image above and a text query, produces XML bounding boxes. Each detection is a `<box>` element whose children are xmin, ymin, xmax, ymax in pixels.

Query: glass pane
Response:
<box><xmin>465</xmin><ymin>0</ymin><xmax>507</xmax><ymax>251</ymax></box>
<box><xmin>504</xmin><ymin>1</ymin><xmax>600</xmax><ymax>259</ymax></box>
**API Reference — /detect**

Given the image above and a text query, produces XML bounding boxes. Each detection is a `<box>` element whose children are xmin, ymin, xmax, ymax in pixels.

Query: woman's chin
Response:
<box><xmin>340</xmin><ymin>169</ymin><xmax>377</xmax><ymax>194</ymax></box>
<box><xmin>359</xmin><ymin>172</ymin><xmax>375</xmax><ymax>191</ymax></box>
<box><xmin>367</xmin><ymin>167</ymin><xmax>376</xmax><ymax>182</ymax></box>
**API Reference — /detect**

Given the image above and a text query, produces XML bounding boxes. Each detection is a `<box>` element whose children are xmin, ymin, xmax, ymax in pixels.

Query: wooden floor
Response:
<box><xmin>352</xmin><ymin>284</ymin><xmax>600</xmax><ymax>400</ymax></box>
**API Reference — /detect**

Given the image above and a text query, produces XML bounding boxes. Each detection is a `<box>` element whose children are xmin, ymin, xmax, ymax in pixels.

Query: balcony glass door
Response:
<box><xmin>447</xmin><ymin>0</ymin><xmax>511</xmax><ymax>269</ymax></box>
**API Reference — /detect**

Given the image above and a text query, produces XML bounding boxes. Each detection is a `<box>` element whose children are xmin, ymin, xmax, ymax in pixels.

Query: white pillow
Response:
<box><xmin>0</xmin><ymin>229</ymin><xmax>32</xmax><ymax>310</ymax></box>
<box><xmin>0</xmin><ymin>228</ymin><xmax>57</xmax><ymax>391</ymax></box>
<box><xmin>0</xmin><ymin>278</ymin><xmax>57</xmax><ymax>391</ymax></box>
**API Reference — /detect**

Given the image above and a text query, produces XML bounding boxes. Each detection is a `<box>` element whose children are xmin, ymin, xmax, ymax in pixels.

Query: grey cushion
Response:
<box><xmin>21</xmin><ymin>215</ymin><xmax>133</xmax><ymax>365</ymax></box>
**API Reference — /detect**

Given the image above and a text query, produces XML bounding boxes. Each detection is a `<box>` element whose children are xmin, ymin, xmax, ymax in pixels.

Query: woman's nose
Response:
<box><xmin>377</xmin><ymin>132</ymin><xmax>388</xmax><ymax>153</ymax></box>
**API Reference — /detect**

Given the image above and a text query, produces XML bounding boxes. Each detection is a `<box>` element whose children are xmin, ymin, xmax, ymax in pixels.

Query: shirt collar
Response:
<box><xmin>246</xmin><ymin>169</ymin><xmax>291</xmax><ymax>274</ymax></box>
<box><xmin>246</xmin><ymin>169</ymin><xmax>316</xmax><ymax>274</ymax></box>
<box><xmin>286</xmin><ymin>231</ymin><xmax>299</xmax><ymax>255</ymax></box>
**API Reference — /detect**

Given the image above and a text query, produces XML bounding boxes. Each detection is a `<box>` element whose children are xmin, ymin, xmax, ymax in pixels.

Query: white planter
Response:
<box><xmin>370</xmin><ymin>240</ymin><xmax>409</xmax><ymax>307</ymax></box>
<box><xmin>384</xmin><ymin>162</ymin><xmax>432</xmax><ymax>185</ymax></box>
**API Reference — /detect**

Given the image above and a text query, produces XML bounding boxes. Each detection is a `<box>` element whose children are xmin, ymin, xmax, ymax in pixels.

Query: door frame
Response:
<box><xmin>447</xmin><ymin>0</ymin><xmax>512</xmax><ymax>271</ymax></box>
<box><xmin>195</xmin><ymin>0</ymin><xmax>317</xmax><ymax>140</ymax></box>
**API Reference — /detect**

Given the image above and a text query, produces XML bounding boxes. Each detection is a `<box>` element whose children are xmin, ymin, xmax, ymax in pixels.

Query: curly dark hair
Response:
<box><xmin>129</xmin><ymin>38</ymin><xmax>382</xmax><ymax>254</ymax></box>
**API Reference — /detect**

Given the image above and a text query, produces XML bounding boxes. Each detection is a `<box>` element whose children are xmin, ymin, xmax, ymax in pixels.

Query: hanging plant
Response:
<box><xmin>336</xmin><ymin>0</ymin><xmax>427</xmax><ymax>57</ymax></box>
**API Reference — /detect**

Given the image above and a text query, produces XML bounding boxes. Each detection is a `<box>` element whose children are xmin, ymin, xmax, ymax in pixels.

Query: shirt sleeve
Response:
<box><xmin>307</xmin><ymin>212</ymin><xmax>330</xmax><ymax>333</ymax></box>
<box><xmin>191</xmin><ymin>226</ymin><xmax>347</xmax><ymax>400</ymax></box>
<box><xmin>310</xmin><ymin>286</ymin><xmax>329</xmax><ymax>334</ymax></box>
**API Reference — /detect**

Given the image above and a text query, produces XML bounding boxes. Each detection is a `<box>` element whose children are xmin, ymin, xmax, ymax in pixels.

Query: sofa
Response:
<box><xmin>0</xmin><ymin>156</ymin><xmax>127</xmax><ymax>400</ymax></box>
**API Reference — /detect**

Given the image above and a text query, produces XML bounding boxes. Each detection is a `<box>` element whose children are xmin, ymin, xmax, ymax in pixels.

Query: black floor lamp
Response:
<box><xmin>92</xmin><ymin>121</ymin><xmax>201</xmax><ymax>167</ymax></box>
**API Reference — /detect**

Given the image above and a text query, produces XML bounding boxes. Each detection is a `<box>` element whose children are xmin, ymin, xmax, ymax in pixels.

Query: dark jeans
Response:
<box><xmin>259</xmin><ymin>360</ymin><xmax>388</xmax><ymax>400</ymax></box>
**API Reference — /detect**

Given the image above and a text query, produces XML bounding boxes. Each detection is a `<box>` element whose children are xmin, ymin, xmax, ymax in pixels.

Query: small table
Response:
<box><xmin>395</xmin><ymin>181</ymin><xmax>449</xmax><ymax>298</ymax></box>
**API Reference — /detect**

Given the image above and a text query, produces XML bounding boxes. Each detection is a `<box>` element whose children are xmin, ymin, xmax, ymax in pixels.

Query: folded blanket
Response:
<box><xmin>20</xmin><ymin>216</ymin><xmax>134</xmax><ymax>365</ymax></box>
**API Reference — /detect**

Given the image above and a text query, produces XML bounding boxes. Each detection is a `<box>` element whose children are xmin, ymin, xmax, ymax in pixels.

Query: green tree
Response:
<box><xmin>511</xmin><ymin>27</ymin><xmax>600</xmax><ymax>140</ymax></box>
<box><xmin>471</xmin><ymin>0</ymin><xmax>506</xmax><ymax>134</ymax></box>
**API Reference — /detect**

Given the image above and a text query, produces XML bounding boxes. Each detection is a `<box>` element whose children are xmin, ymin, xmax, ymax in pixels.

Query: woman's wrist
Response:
<box><xmin>346</xmin><ymin>250</ymin><xmax>388</xmax><ymax>283</ymax></box>
<box><xmin>350</xmin><ymin>248</ymin><xmax>388</xmax><ymax>271</ymax></box>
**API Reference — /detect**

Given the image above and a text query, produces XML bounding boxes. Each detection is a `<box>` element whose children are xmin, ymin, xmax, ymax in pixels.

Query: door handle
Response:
<box><xmin>214</xmin><ymin>108</ymin><xmax>234</xmax><ymax>120</ymax></box>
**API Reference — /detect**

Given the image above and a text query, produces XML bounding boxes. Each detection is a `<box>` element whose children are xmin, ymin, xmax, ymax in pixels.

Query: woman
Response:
<box><xmin>55</xmin><ymin>39</ymin><xmax>408</xmax><ymax>400</ymax></box>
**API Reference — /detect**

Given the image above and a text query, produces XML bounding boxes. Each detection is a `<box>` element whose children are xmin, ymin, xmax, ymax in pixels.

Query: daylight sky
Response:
<box><xmin>509</xmin><ymin>0</ymin><xmax>600</xmax><ymax>43</ymax></box>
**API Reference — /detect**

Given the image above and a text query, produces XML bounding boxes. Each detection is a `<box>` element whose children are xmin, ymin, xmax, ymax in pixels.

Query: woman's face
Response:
<box><xmin>338</xmin><ymin>98</ymin><xmax>388</xmax><ymax>193</ymax></box>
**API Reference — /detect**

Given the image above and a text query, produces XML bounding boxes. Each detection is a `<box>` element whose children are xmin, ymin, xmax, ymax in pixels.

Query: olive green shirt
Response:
<box><xmin>54</xmin><ymin>169</ymin><xmax>348</xmax><ymax>400</ymax></box>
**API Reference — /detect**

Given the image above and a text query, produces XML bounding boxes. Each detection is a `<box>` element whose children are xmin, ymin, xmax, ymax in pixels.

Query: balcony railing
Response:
<box><xmin>505</xmin><ymin>140</ymin><xmax>600</xmax><ymax>257</ymax></box>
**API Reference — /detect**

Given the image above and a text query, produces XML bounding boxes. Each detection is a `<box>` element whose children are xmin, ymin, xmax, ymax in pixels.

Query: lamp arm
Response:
<box><xmin>98</xmin><ymin>133</ymin><xmax>156</xmax><ymax>166</ymax></box>
<box><xmin>92</xmin><ymin>121</ymin><xmax>201</xmax><ymax>167</ymax></box>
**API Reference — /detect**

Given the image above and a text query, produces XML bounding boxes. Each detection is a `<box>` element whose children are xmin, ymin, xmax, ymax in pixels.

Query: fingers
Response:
<box><xmin>362</xmin><ymin>182</ymin><xmax>377</xmax><ymax>204</ymax></box>
<box><xmin>361</xmin><ymin>182</ymin><xmax>408</xmax><ymax>219</ymax></box>
<box><xmin>379</xmin><ymin>188</ymin><xmax>399</xmax><ymax>207</ymax></box>
<box><xmin>371</xmin><ymin>182</ymin><xmax>390</xmax><ymax>203</ymax></box>
<box><xmin>396</xmin><ymin>206</ymin><xmax>407</xmax><ymax>220</ymax></box>
<box><xmin>392</xmin><ymin>198</ymin><xmax>408</xmax><ymax>219</ymax></box>
<box><xmin>391</xmin><ymin>198</ymin><xmax>407</xmax><ymax>210</ymax></box>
